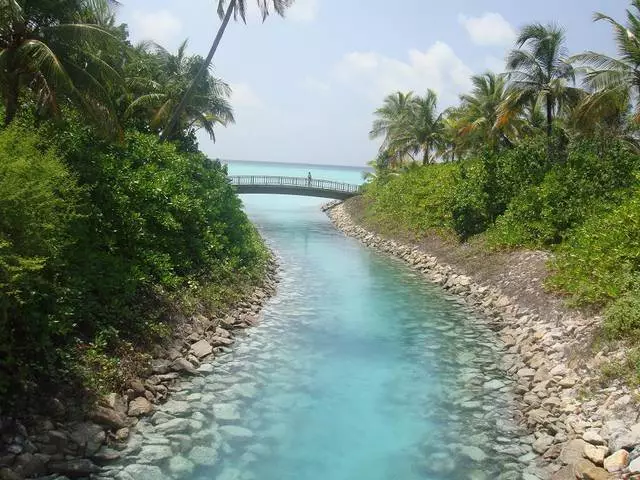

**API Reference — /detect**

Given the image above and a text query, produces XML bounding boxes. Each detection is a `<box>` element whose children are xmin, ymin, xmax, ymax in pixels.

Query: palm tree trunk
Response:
<box><xmin>545</xmin><ymin>95</ymin><xmax>553</xmax><ymax>161</ymax></box>
<box><xmin>160</xmin><ymin>0</ymin><xmax>236</xmax><ymax>142</ymax></box>
<box><xmin>3</xmin><ymin>74</ymin><xmax>19</xmax><ymax>127</ymax></box>
<box><xmin>422</xmin><ymin>147</ymin><xmax>430</xmax><ymax>165</ymax></box>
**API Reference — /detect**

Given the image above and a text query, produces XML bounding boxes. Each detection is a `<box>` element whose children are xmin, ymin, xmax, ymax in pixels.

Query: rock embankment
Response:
<box><xmin>326</xmin><ymin>201</ymin><xmax>640</xmax><ymax>480</ymax></box>
<box><xmin>0</xmin><ymin>258</ymin><xmax>279</xmax><ymax>480</ymax></box>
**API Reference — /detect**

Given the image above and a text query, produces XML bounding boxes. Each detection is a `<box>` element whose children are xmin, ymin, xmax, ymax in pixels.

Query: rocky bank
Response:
<box><xmin>0</xmin><ymin>258</ymin><xmax>279</xmax><ymax>480</ymax></box>
<box><xmin>325</xmin><ymin>200</ymin><xmax>640</xmax><ymax>480</ymax></box>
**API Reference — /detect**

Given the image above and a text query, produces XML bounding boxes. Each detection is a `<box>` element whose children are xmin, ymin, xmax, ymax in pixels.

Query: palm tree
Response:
<box><xmin>369</xmin><ymin>91</ymin><xmax>415</xmax><ymax>164</ymax></box>
<box><xmin>160</xmin><ymin>0</ymin><xmax>293</xmax><ymax>141</ymax></box>
<box><xmin>458</xmin><ymin>72</ymin><xmax>521</xmax><ymax>151</ymax></box>
<box><xmin>570</xmin><ymin>1</ymin><xmax>640</xmax><ymax>125</ymax></box>
<box><xmin>389</xmin><ymin>90</ymin><xmax>444</xmax><ymax>165</ymax></box>
<box><xmin>124</xmin><ymin>41</ymin><xmax>234</xmax><ymax>141</ymax></box>
<box><xmin>0</xmin><ymin>0</ymin><xmax>122</xmax><ymax>133</ymax></box>
<box><xmin>503</xmin><ymin>24</ymin><xmax>583</xmax><ymax>144</ymax></box>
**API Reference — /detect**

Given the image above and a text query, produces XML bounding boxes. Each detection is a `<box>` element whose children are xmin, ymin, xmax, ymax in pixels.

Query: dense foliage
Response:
<box><xmin>0</xmin><ymin>1</ymin><xmax>270</xmax><ymax>410</ymax></box>
<box><xmin>363</xmin><ymin>1</ymin><xmax>640</xmax><ymax>377</ymax></box>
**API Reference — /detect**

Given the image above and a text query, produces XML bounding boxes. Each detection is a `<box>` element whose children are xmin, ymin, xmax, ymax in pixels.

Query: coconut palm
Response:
<box><xmin>458</xmin><ymin>72</ymin><xmax>522</xmax><ymax>151</ymax></box>
<box><xmin>161</xmin><ymin>0</ymin><xmax>293</xmax><ymax>141</ymax></box>
<box><xmin>570</xmin><ymin>1</ymin><xmax>640</xmax><ymax>127</ymax></box>
<box><xmin>369</xmin><ymin>91</ymin><xmax>416</xmax><ymax>165</ymax></box>
<box><xmin>503</xmin><ymin>24</ymin><xmax>583</xmax><ymax>143</ymax></box>
<box><xmin>388</xmin><ymin>90</ymin><xmax>444</xmax><ymax>165</ymax></box>
<box><xmin>0</xmin><ymin>0</ymin><xmax>122</xmax><ymax>132</ymax></box>
<box><xmin>124</xmin><ymin>41</ymin><xmax>234</xmax><ymax>141</ymax></box>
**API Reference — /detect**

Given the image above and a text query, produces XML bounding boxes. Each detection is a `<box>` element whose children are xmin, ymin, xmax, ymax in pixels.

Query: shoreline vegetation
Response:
<box><xmin>0</xmin><ymin>0</ymin><xmax>292</xmax><ymax>478</ymax></box>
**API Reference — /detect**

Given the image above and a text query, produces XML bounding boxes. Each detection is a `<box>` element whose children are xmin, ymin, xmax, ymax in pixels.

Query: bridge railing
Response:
<box><xmin>228</xmin><ymin>175</ymin><xmax>361</xmax><ymax>194</ymax></box>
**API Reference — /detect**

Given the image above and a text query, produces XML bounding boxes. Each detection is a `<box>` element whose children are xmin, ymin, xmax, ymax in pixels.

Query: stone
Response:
<box><xmin>533</xmin><ymin>435</ymin><xmax>554</xmax><ymax>454</ymax></box>
<box><xmin>161</xmin><ymin>400</ymin><xmax>192</xmax><ymax>416</ymax></box>
<box><xmin>90</xmin><ymin>406</ymin><xmax>127</xmax><ymax>429</ymax></box>
<box><xmin>128</xmin><ymin>397</ymin><xmax>153</xmax><ymax>417</ymax></box>
<box><xmin>188</xmin><ymin>446</ymin><xmax>218</xmax><ymax>466</ymax></box>
<box><xmin>130</xmin><ymin>379</ymin><xmax>146</xmax><ymax>395</ymax></box>
<box><xmin>583</xmin><ymin>444</ymin><xmax>608</xmax><ymax>466</ymax></box>
<box><xmin>517</xmin><ymin>368</ymin><xmax>536</xmax><ymax>379</ymax></box>
<box><xmin>69</xmin><ymin>422</ymin><xmax>106</xmax><ymax>456</ymax></box>
<box><xmin>115</xmin><ymin>427</ymin><xmax>130</xmax><ymax>441</ymax></box>
<box><xmin>573</xmin><ymin>459</ymin><xmax>610</xmax><ymax>480</ymax></box>
<box><xmin>151</xmin><ymin>358</ymin><xmax>172</xmax><ymax>374</ymax></box>
<box><xmin>13</xmin><ymin>452</ymin><xmax>46</xmax><ymax>477</ymax></box>
<box><xmin>629</xmin><ymin>456</ymin><xmax>640</xmax><ymax>473</ymax></box>
<box><xmin>583</xmin><ymin>430</ymin><xmax>606</xmax><ymax>446</ymax></box>
<box><xmin>220</xmin><ymin>425</ymin><xmax>253</xmax><ymax>439</ymax></box>
<box><xmin>610</xmin><ymin>423</ymin><xmax>640</xmax><ymax>451</ymax></box>
<box><xmin>459</xmin><ymin>445</ymin><xmax>487</xmax><ymax>462</ymax></box>
<box><xmin>169</xmin><ymin>455</ymin><xmax>195</xmax><ymax>476</ymax></box>
<box><xmin>122</xmin><ymin>463</ymin><xmax>163</xmax><ymax>480</ymax></box>
<box><xmin>190</xmin><ymin>340</ymin><xmax>213</xmax><ymax>359</ymax></box>
<box><xmin>171</xmin><ymin>357</ymin><xmax>200</xmax><ymax>375</ymax></box>
<box><xmin>48</xmin><ymin>459</ymin><xmax>100</xmax><ymax>478</ymax></box>
<box><xmin>484</xmin><ymin>379</ymin><xmax>504</xmax><ymax>391</ymax></box>
<box><xmin>212</xmin><ymin>403</ymin><xmax>241</xmax><ymax>423</ymax></box>
<box><xmin>603</xmin><ymin>449</ymin><xmax>629</xmax><ymax>472</ymax></box>
<box><xmin>420</xmin><ymin>452</ymin><xmax>455</xmax><ymax>475</ymax></box>
<box><xmin>155</xmin><ymin>418</ymin><xmax>192</xmax><ymax>435</ymax></box>
<box><xmin>91</xmin><ymin>447</ymin><xmax>121</xmax><ymax>464</ymax></box>
<box><xmin>559</xmin><ymin>439</ymin><xmax>588</xmax><ymax>465</ymax></box>
<box><xmin>138</xmin><ymin>445</ymin><xmax>172</xmax><ymax>463</ymax></box>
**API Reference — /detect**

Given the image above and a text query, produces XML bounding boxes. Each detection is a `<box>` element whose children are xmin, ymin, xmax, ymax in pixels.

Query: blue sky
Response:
<box><xmin>116</xmin><ymin>0</ymin><xmax>629</xmax><ymax>166</ymax></box>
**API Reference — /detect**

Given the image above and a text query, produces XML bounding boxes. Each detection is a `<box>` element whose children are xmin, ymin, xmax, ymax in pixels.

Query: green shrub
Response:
<box><xmin>548</xmin><ymin>189</ymin><xmax>640</xmax><ymax>305</ymax></box>
<box><xmin>450</xmin><ymin>160</ymin><xmax>490</xmax><ymax>239</ymax></box>
<box><xmin>604</xmin><ymin>290</ymin><xmax>640</xmax><ymax>340</ymax></box>
<box><xmin>0</xmin><ymin>125</ymin><xmax>80</xmax><ymax>399</ymax></box>
<box><xmin>363</xmin><ymin>163</ymin><xmax>458</xmax><ymax>234</ymax></box>
<box><xmin>489</xmin><ymin>137</ymin><xmax>640</xmax><ymax>247</ymax></box>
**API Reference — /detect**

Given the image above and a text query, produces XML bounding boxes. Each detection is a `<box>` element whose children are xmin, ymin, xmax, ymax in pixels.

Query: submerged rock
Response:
<box><xmin>188</xmin><ymin>446</ymin><xmax>218</xmax><ymax>466</ymax></box>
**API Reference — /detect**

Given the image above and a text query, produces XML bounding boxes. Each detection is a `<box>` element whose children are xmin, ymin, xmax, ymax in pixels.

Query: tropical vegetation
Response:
<box><xmin>0</xmin><ymin>0</ymin><xmax>283</xmax><ymax>411</ymax></box>
<box><xmin>362</xmin><ymin>2</ymin><xmax>640</xmax><ymax>380</ymax></box>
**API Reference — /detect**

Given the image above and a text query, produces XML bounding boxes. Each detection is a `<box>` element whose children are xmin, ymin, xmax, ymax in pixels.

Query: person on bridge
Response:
<box><xmin>307</xmin><ymin>171</ymin><xmax>312</xmax><ymax>186</ymax></box>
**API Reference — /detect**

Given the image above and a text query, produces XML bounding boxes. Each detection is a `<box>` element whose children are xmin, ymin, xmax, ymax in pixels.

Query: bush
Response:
<box><xmin>604</xmin><ymin>290</ymin><xmax>640</xmax><ymax>340</ymax></box>
<box><xmin>0</xmin><ymin>126</ymin><xmax>80</xmax><ymax>399</ymax></box>
<box><xmin>547</xmin><ymin>189</ymin><xmax>640</xmax><ymax>305</ymax></box>
<box><xmin>489</xmin><ymin>137</ymin><xmax>640</xmax><ymax>247</ymax></box>
<box><xmin>450</xmin><ymin>160</ymin><xmax>490</xmax><ymax>239</ymax></box>
<box><xmin>363</xmin><ymin>163</ymin><xmax>458</xmax><ymax>234</ymax></box>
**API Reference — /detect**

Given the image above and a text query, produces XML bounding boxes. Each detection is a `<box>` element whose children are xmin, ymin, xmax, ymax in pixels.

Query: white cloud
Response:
<box><xmin>131</xmin><ymin>9</ymin><xmax>182</xmax><ymax>46</ymax></box>
<box><xmin>230</xmin><ymin>83</ymin><xmax>263</xmax><ymax>108</ymax></box>
<box><xmin>332</xmin><ymin>42</ymin><xmax>473</xmax><ymax>106</ymax></box>
<box><xmin>287</xmin><ymin>0</ymin><xmax>319</xmax><ymax>22</ymax></box>
<box><xmin>458</xmin><ymin>12</ymin><xmax>516</xmax><ymax>46</ymax></box>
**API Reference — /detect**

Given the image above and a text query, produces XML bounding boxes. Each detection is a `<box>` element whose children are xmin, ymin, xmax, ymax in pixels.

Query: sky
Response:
<box><xmin>116</xmin><ymin>0</ymin><xmax>629</xmax><ymax>167</ymax></box>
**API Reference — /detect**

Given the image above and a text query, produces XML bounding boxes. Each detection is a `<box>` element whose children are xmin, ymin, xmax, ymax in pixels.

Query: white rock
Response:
<box><xmin>190</xmin><ymin>340</ymin><xmax>213</xmax><ymax>359</ymax></box>
<box><xmin>168</xmin><ymin>455</ymin><xmax>194</xmax><ymax>475</ymax></box>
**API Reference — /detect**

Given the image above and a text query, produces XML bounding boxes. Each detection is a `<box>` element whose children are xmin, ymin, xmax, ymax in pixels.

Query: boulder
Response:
<box><xmin>583</xmin><ymin>430</ymin><xmax>606</xmax><ymax>446</ymax></box>
<box><xmin>220</xmin><ymin>425</ymin><xmax>253</xmax><ymax>440</ymax></box>
<box><xmin>583</xmin><ymin>444</ymin><xmax>608</xmax><ymax>466</ymax></box>
<box><xmin>151</xmin><ymin>359</ymin><xmax>172</xmax><ymax>374</ymax></box>
<box><xmin>138</xmin><ymin>445</ymin><xmax>172</xmax><ymax>463</ymax></box>
<box><xmin>128</xmin><ymin>397</ymin><xmax>153</xmax><ymax>417</ymax></box>
<box><xmin>559</xmin><ymin>439</ymin><xmax>588</xmax><ymax>465</ymax></box>
<box><xmin>603</xmin><ymin>449</ymin><xmax>629</xmax><ymax>472</ymax></box>
<box><xmin>130</xmin><ymin>379</ymin><xmax>146</xmax><ymax>396</ymax></box>
<box><xmin>533</xmin><ymin>435</ymin><xmax>554</xmax><ymax>454</ymax></box>
<box><xmin>212</xmin><ymin>403</ymin><xmax>241</xmax><ymax>423</ymax></box>
<box><xmin>90</xmin><ymin>406</ymin><xmax>127</xmax><ymax>429</ymax></box>
<box><xmin>0</xmin><ymin>468</ymin><xmax>21</xmax><ymax>480</ymax></box>
<box><xmin>171</xmin><ymin>357</ymin><xmax>200</xmax><ymax>375</ymax></box>
<box><xmin>188</xmin><ymin>446</ymin><xmax>218</xmax><ymax>466</ymax></box>
<box><xmin>168</xmin><ymin>455</ymin><xmax>195</xmax><ymax>476</ymax></box>
<box><xmin>610</xmin><ymin>423</ymin><xmax>640</xmax><ymax>452</ymax></box>
<box><xmin>190</xmin><ymin>340</ymin><xmax>213</xmax><ymax>359</ymax></box>
<box><xmin>48</xmin><ymin>459</ymin><xmax>100</xmax><ymax>478</ymax></box>
<box><xmin>155</xmin><ymin>418</ymin><xmax>192</xmax><ymax>435</ymax></box>
<box><xmin>572</xmin><ymin>459</ymin><xmax>611</xmax><ymax>480</ymax></box>
<box><xmin>122</xmin><ymin>463</ymin><xmax>163</xmax><ymax>480</ymax></box>
<box><xmin>459</xmin><ymin>445</ymin><xmax>487</xmax><ymax>462</ymax></box>
<box><xmin>629</xmin><ymin>456</ymin><xmax>640</xmax><ymax>473</ymax></box>
<box><xmin>69</xmin><ymin>422</ymin><xmax>106</xmax><ymax>456</ymax></box>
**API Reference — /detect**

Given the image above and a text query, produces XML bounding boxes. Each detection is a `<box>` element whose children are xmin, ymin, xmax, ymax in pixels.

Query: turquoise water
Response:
<box><xmin>114</xmin><ymin>162</ymin><xmax>536</xmax><ymax>480</ymax></box>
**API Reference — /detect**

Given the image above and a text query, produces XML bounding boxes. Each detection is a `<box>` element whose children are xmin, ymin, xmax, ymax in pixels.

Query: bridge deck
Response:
<box><xmin>228</xmin><ymin>176</ymin><xmax>362</xmax><ymax>200</ymax></box>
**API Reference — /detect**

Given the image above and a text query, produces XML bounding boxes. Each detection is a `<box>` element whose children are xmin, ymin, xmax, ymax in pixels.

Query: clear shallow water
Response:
<box><xmin>114</xmin><ymin>162</ymin><xmax>535</xmax><ymax>480</ymax></box>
